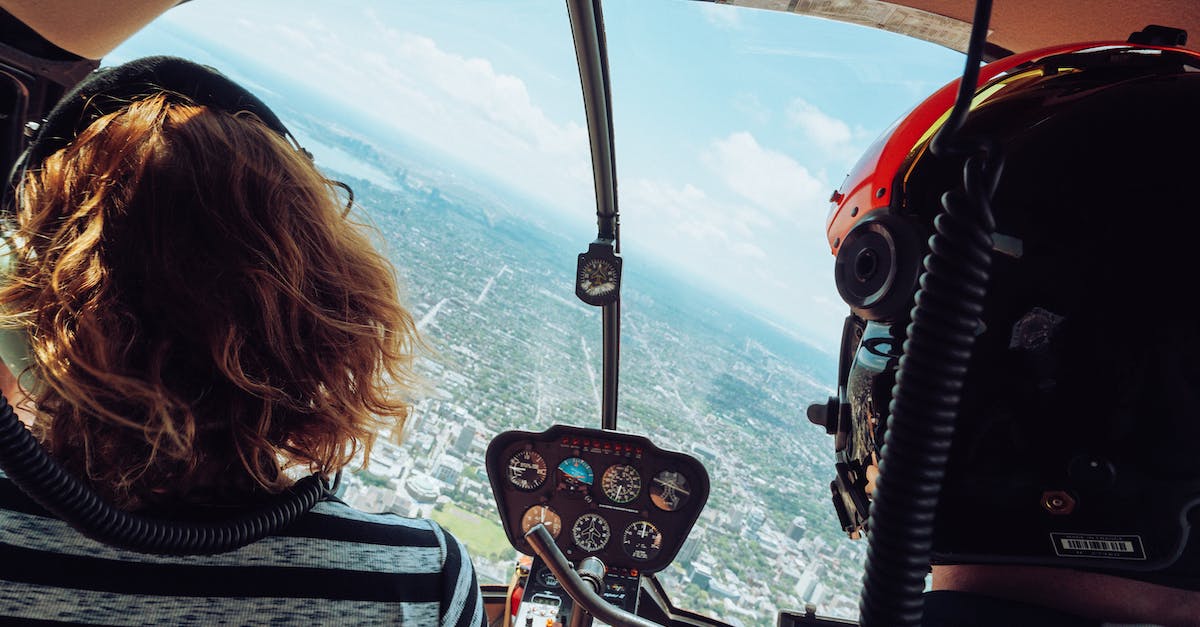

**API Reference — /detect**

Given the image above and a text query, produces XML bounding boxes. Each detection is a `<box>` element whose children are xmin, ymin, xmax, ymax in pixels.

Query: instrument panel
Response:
<box><xmin>486</xmin><ymin>424</ymin><xmax>709</xmax><ymax>574</ymax></box>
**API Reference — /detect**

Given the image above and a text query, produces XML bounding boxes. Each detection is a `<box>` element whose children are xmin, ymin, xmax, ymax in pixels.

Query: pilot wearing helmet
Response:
<box><xmin>812</xmin><ymin>31</ymin><xmax>1200</xmax><ymax>626</ymax></box>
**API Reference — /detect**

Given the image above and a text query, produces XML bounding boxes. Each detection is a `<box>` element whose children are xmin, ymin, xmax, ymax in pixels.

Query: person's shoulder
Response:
<box><xmin>922</xmin><ymin>590</ymin><xmax>1099</xmax><ymax>627</ymax></box>
<box><xmin>291</xmin><ymin>499</ymin><xmax>447</xmax><ymax>548</ymax></box>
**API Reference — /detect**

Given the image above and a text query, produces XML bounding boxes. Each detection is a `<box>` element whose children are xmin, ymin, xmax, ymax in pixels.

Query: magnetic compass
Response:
<box><xmin>575</xmin><ymin>242</ymin><xmax>622</xmax><ymax>306</ymax></box>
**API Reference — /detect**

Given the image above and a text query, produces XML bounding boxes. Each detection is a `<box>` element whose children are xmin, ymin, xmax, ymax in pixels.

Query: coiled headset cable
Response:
<box><xmin>857</xmin><ymin>0</ymin><xmax>1003</xmax><ymax>624</ymax></box>
<box><xmin>0</xmin><ymin>392</ymin><xmax>329</xmax><ymax>555</ymax></box>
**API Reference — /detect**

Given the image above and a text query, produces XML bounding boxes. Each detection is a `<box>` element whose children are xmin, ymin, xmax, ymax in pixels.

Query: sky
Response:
<box><xmin>109</xmin><ymin>0</ymin><xmax>965</xmax><ymax>348</ymax></box>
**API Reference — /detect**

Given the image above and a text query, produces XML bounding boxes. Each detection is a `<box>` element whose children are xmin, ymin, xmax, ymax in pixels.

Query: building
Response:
<box><xmin>690</xmin><ymin>562</ymin><xmax>713</xmax><ymax>590</ymax></box>
<box><xmin>433</xmin><ymin>455</ymin><xmax>465</xmax><ymax>485</ymax></box>
<box><xmin>741</xmin><ymin>506</ymin><xmax>766</xmax><ymax>539</ymax></box>
<box><xmin>690</xmin><ymin>442</ymin><xmax>718</xmax><ymax>464</ymax></box>
<box><xmin>677</xmin><ymin>528</ymin><xmax>705</xmax><ymax>563</ymax></box>
<box><xmin>795</xmin><ymin>563</ymin><xmax>824</xmax><ymax>603</ymax></box>
<box><xmin>788</xmin><ymin>516</ymin><xmax>807</xmax><ymax>542</ymax></box>
<box><xmin>451</xmin><ymin>425</ymin><xmax>476</xmax><ymax>458</ymax></box>
<box><xmin>406</xmin><ymin>473</ymin><xmax>440</xmax><ymax>503</ymax></box>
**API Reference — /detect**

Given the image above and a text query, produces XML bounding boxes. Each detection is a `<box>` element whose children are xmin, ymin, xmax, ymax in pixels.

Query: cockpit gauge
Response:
<box><xmin>650</xmin><ymin>470</ymin><xmax>690</xmax><ymax>512</ymax></box>
<box><xmin>572</xmin><ymin>513</ymin><xmax>612</xmax><ymax>552</ymax></box>
<box><xmin>556</xmin><ymin>457</ymin><xmax>594</xmax><ymax>493</ymax></box>
<box><xmin>521</xmin><ymin>505</ymin><xmax>562</xmax><ymax>538</ymax></box>
<box><xmin>601</xmin><ymin>464</ymin><xmax>641</xmax><ymax>504</ymax></box>
<box><xmin>507</xmin><ymin>450</ymin><xmax>548</xmax><ymax>491</ymax></box>
<box><xmin>535</xmin><ymin>566</ymin><xmax>560</xmax><ymax>588</ymax></box>
<box><xmin>622</xmin><ymin>520</ymin><xmax>663</xmax><ymax>562</ymax></box>
<box><xmin>575</xmin><ymin>242</ymin><xmax>622</xmax><ymax>307</ymax></box>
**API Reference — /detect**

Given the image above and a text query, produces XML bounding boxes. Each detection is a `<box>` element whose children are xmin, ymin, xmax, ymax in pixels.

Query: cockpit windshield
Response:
<box><xmin>111</xmin><ymin>1</ymin><xmax>962</xmax><ymax>623</ymax></box>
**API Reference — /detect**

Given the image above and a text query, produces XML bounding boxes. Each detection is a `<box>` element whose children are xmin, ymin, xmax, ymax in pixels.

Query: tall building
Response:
<box><xmin>452</xmin><ymin>425</ymin><xmax>476</xmax><ymax>459</ymax></box>
<box><xmin>677</xmin><ymin>527</ymin><xmax>705</xmax><ymax>563</ymax></box>
<box><xmin>788</xmin><ymin>516</ymin><xmax>808</xmax><ymax>542</ymax></box>
<box><xmin>795</xmin><ymin>562</ymin><xmax>824</xmax><ymax>602</ymax></box>
<box><xmin>741</xmin><ymin>506</ymin><xmax>767</xmax><ymax>539</ymax></box>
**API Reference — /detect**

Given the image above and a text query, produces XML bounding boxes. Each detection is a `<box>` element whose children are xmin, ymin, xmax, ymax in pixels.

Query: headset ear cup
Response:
<box><xmin>834</xmin><ymin>215</ymin><xmax>923</xmax><ymax>322</ymax></box>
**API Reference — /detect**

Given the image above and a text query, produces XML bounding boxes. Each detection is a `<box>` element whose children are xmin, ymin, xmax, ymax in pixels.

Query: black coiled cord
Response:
<box><xmin>0</xmin><ymin>393</ymin><xmax>328</xmax><ymax>555</ymax></box>
<box><xmin>858</xmin><ymin>0</ymin><xmax>998</xmax><ymax>624</ymax></box>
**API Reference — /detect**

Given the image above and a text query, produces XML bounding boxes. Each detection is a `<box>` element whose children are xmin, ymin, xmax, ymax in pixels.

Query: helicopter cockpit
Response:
<box><xmin>3</xmin><ymin>1</ymin><xmax>1200</xmax><ymax>626</ymax></box>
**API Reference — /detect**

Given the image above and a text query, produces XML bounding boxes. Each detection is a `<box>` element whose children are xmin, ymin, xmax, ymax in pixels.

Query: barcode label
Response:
<box><xmin>1061</xmin><ymin>539</ymin><xmax>1133</xmax><ymax>552</ymax></box>
<box><xmin>1051</xmin><ymin>533</ymin><xmax>1146</xmax><ymax>560</ymax></box>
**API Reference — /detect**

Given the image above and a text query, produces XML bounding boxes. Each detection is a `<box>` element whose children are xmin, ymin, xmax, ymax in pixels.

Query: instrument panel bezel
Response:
<box><xmin>486</xmin><ymin>424</ymin><xmax>710</xmax><ymax>574</ymax></box>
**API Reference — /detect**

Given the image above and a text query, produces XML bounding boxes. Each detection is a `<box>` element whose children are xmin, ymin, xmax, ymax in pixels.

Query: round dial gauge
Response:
<box><xmin>622</xmin><ymin>520</ymin><xmax>663</xmax><ymax>562</ymax></box>
<box><xmin>579</xmin><ymin>258</ymin><xmax>619</xmax><ymax>299</ymax></box>
<box><xmin>556</xmin><ymin>457</ymin><xmax>594</xmax><ymax>493</ymax></box>
<box><xmin>507</xmin><ymin>450</ymin><xmax>547</xmax><ymax>491</ymax></box>
<box><xmin>601</xmin><ymin>464</ymin><xmax>641</xmax><ymax>504</ymax></box>
<box><xmin>650</xmin><ymin>470</ymin><xmax>691</xmax><ymax>512</ymax></box>
<box><xmin>520</xmin><ymin>505</ymin><xmax>562</xmax><ymax>538</ymax></box>
<box><xmin>572</xmin><ymin>513</ymin><xmax>611</xmax><ymax>552</ymax></box>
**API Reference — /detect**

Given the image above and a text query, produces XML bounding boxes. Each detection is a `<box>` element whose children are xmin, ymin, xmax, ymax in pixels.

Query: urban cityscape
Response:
<box><xmin>292</xmin><ymin>114</ymin><xmax>867</xmax><ymax>624</ymax></box>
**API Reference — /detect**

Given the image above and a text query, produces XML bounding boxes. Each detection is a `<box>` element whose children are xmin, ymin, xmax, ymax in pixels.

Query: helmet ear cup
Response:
<box><xmin>834</xmin><ymin>215</ymin><xmax>923</xmax><ymax>321</ymax></box>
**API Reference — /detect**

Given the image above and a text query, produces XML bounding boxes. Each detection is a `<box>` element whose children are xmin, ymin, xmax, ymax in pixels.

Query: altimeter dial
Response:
<box><xmin>622</xmin><ymin>520</ymin><xmax>663</xmax><ymax>561</ymax></box>
<box><xmin>507</xmin><ymin>450</ymin><xmax>547</xmax><ymax>491</ymax></box>
<box><xmin>572</xmin><ymin>513</ymin><xmax>611</xmax><ymax>552</ymax></box>
<box><xmin>521</xmin><ymin>505</ymin><xmax>562</xmax><ymax>538</ymax></box>
<box><xmin>601</xmin><ymin>464</ymin><xmax>641</xmax><ymax>504</ymax></box>
<box><xmin>650</xmin><ymin>470</ymin><xmax>691</xmax><ymax>512</ymax></box>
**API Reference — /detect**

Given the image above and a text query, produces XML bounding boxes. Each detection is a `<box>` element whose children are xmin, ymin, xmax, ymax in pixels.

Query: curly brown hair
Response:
<box><xmin>0</xmin><ymin>93</ymin><xmax>418</xmax><ymax>509</ymax></box>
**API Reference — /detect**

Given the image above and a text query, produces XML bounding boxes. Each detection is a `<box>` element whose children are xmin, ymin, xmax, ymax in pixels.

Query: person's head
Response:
<box><xmin>0</xmin><ymin>61</ymin><xmax>418</xmax><ymax>509</ymax></box>
<box><xmin>816</xmin><ymin>42</ymin><xmax>1200</xmax><ymax>584</ymax></box>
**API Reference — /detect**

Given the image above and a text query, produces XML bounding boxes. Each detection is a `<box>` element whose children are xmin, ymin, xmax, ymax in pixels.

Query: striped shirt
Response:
<box><xmin>0</xmin><ymin>474</ymin><xmax>485</xmax><ymax>626</ymax></box>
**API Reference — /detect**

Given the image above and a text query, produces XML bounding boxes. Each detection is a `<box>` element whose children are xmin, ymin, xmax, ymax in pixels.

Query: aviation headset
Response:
<box><xmin>0</xmin><ymin>56</ymin><xmax>334</xmax><ymax>555</ymax></box>
<box><xmin>811</xmin><ymin>40</ymin><xmax>1200</xmax><ymax>587</ymax></box>
<box><xmin>2</xmin><ymin>55</ymin><xmax>304</xmax><ymax>381</ymax></box>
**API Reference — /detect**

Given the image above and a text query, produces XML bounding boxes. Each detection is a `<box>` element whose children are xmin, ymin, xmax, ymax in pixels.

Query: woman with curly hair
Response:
<box><xmin>0</xmin><ymin>57</ymin><xmax>485</xmax><ymax>625</ymax></box>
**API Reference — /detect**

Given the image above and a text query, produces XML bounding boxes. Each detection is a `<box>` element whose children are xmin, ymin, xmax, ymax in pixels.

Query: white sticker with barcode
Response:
<box><xmin>1050</xmin><ymin>533</ymin><xmax>1146</xmax><ymax>560</ymax></box>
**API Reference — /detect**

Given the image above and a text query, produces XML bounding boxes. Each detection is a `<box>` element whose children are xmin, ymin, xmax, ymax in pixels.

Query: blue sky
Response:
<box><xmin>110</xmin><ymin>0</ymin><xmax>964</xmax><ymax>347</ymax></box>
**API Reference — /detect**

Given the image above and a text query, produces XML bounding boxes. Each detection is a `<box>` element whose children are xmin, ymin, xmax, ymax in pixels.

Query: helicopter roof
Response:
<box><xmin>722</xmin><ymin>0</ymin><xmax>1200</xmax><ymax>57</ymax></box>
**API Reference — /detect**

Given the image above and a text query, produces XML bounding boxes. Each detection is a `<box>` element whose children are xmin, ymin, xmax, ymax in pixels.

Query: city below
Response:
<box><xmin>292</xmin><ymin>116</ymin><xmax>865</xmax><ymax>625</ymax></box>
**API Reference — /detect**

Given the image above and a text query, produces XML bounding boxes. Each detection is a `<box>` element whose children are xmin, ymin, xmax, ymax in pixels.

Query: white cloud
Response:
<box><xmin>787</xmin><ymin>98</ymin><xmax>868</xmax><ymax>165</ymax></box>
<box><xmin>621</xmin><ymin>178</ymin><xmax>767</xmax><ymax>260</ymax></box>
<box><xmin>732</xmin><ymin>93</ymin><xmax>771</xmax><ymax>125</ymax></box>
<box><xmin>704</xmin><ymin>132</ymin><xmax>828</xmax><ymax>225</ymax></box>
<box><xmin>699</xmin><ymin>4</ymin><xmax>743</xmax><ymax>29</ymax></box>
<box><xmin>163</xmin><ymin>10</ymin><xmax>595</xmax><ymax>217</ymax></box>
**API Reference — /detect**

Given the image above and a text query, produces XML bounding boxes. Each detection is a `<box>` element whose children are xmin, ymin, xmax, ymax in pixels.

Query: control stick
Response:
<box><xmin>525</xmin><ymin>524</ymin><xmax>662</xmax><ymax>627</ymax></box>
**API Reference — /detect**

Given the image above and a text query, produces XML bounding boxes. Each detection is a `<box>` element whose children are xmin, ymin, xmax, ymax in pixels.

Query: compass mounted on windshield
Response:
<box><xmin>575</xmin><ymin>241</ymin><xmax>622</xmax><ymax>307</ymax></box>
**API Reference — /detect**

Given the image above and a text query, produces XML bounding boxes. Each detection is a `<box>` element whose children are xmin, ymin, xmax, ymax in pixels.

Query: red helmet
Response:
<box><xmin>814</xmin><ymin>39</ymin><xmax>1200</xmax><ymax>579</ymax></box>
